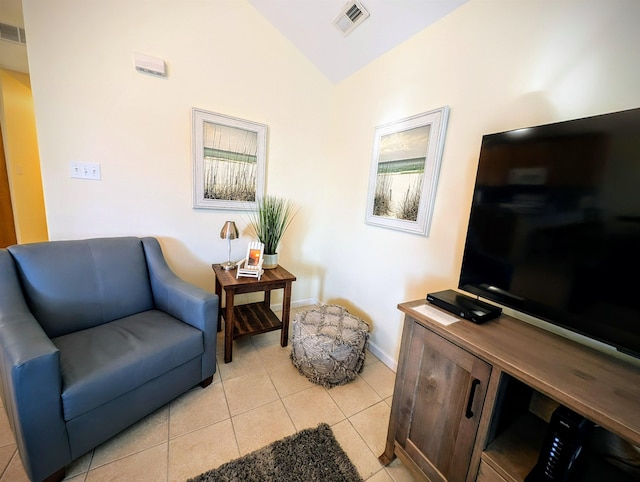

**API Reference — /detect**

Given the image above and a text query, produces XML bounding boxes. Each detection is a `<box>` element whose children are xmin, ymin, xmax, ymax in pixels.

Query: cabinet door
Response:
<box><xmin>395</xmin><ymin>320</ymin><xmax>491</xmax><ymax>482</ymax></box>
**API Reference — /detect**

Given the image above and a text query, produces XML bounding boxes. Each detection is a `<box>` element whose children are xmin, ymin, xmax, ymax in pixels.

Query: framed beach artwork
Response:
<box><xmin>365</xmin><ymin>106</ymin><xmax>449</xmax><ymax>236</ymax></box>
<box><xmin>192</xmin><ymin>108</ymin><xmax>267</xmax><ymax>210</ymax></box>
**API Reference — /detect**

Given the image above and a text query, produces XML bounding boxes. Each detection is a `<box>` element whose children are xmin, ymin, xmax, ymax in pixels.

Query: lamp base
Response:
<box><xmin>221</xmin><ymin>261</ymin><xmax>237</xmax><ymax>271</ymax></box>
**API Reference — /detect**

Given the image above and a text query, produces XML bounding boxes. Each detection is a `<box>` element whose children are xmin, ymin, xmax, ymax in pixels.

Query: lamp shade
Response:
<box><xmin>220</xmin><ymin>221</ymin><xmax>239</xmax><ymax>240</ymax></box>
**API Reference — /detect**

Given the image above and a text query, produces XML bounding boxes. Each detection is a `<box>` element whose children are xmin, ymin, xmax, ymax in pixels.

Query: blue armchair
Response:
<box><xmin>0</xmin><ymin>236</ymin><xmax>218</xmax><ymax>482</ymax></box>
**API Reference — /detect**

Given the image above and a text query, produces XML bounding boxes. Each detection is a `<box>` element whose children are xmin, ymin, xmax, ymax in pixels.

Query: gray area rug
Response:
<box><xmin>187</xmin><ymin>423</ymin><xmax>363</xmax><ymax>482</ymax></box>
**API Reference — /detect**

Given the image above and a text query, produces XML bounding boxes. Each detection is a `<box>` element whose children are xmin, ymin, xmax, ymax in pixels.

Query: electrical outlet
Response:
<box><xmin>70</xmin><ymin>161</ymin><xmax>101</xmax><ymax>180</ymax></box>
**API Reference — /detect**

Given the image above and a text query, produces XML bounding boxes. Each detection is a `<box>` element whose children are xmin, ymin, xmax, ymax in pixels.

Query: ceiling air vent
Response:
<box><xmin>333</xmin><ymin>1</ymin><xmax>370</xmax><ymax>36</ymax></box>
<box><xmin>0</xmin><ymin>23</ymin><xmax>26</xmax><ymax>45</ymax></box>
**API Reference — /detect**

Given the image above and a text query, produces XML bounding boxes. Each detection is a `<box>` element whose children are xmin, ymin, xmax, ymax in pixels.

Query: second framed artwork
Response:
<box><xmin>365</xmin><ymin>106</ymin><xmax>449</xmax><ymax>236</ymax></box>
<box><xmin>192</xmin><ymin>108</ymin><xmax>267</xmax><ymax>210</ymax></box>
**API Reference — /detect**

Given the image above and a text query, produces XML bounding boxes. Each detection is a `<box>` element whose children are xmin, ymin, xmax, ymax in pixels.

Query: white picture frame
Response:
<box><xmin>237</xmin><ymin>242</ymin><xmax>265</xmax><ymax>280</ymax></box>
<box><xmin>192</xmin><ymin>108</ymin><xmax>267</xmax><ymax>210</ymax></box>
<box><xmin>365</xmin><ymin>106</ymin><xmax>449</xmax><ymax>236</ymax></box>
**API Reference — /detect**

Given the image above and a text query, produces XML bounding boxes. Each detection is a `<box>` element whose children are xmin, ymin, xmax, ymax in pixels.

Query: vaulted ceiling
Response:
<box><xmin>246</xmin><ymin>0</ymin><xmax>468</xmax><ymax>82</ymax></box>
<box><xmin>0</xmin><ymin>0</ymin><xmax>467</xmax><ymax>82</ymax></box>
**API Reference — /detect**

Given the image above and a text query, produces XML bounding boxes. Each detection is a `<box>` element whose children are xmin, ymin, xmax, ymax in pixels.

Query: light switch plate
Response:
<box><xmin>70</xmin><ymin>161</ymin><xmax>101</xmax><ymax>180</ymax></box>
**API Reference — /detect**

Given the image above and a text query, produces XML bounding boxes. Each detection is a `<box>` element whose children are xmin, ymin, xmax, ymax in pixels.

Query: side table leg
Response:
<box><xmin>280</xmin><ymin>281</ymin><xmax>292</xmax><ymax>347</ymax></box>
<box><xmin>215</xmin><ymin>279</ymin><xmax>222</xmax><ymax>332</ymax></box>
<box><xmin>224</xmin><ymin>290</ymin><xmax>234</xmax><ymax>363</ymax></box>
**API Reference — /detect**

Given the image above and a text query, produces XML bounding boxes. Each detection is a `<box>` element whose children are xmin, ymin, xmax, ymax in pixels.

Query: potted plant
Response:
<box><xmin>248</xmin><ymin>195</ymin><xmax>296</xmax><ymax>269</ymax></box>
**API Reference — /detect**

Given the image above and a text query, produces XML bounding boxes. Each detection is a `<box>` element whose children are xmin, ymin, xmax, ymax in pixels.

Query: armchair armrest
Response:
<box><xmin>141</xmin><ymin>238</ymin><xmax>218</xmax><ymax>377</ymax></box>
<box><xmin>0</xmin><ymin>250</ymin><xmax>70</xmax><ymax>482</ymax></box>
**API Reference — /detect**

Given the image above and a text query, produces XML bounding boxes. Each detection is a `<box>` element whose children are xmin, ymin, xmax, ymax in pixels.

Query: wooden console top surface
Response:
<box><xmin>398</xmin><ymin>299</ymin><xmax>640</xmax><ymax>446</ymax></box>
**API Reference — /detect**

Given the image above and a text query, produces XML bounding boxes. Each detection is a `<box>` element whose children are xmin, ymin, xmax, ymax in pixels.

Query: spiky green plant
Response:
<box><xmin>398</xmin><ymin>175</ymin><xmax>423</xmax><ymax>221</ymax></box>
<box><xmin>373</xmin><ymin>166</ymin><xmax>393</xmax><ymax>217</ymax></box>
<box><xmin>249</xmin><ymin>196</ymin><xmax>296</xmax><ymax>255</ymax></box>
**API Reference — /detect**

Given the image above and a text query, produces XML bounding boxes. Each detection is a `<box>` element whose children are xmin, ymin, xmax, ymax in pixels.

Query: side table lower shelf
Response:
<box><xmin>232</xmin><ymin>302</ymin><xmax>283</xmax><ymax>338</ymax></box>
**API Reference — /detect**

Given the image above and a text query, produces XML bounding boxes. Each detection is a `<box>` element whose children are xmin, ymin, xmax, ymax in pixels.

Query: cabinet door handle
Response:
<box><xmin>465</xmin><ymin>379</ymin><xmax>481</xmax><ymax>419</ymax></box>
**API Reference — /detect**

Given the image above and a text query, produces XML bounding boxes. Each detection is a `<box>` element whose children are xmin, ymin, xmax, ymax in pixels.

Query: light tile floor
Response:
<box><xmin>0</xmin><ymin>305</ymin><xmax>417</xmax><ymax>482</ymax></box>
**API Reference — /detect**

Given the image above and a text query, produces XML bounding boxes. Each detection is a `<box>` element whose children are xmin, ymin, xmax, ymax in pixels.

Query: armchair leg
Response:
<box><xmin>200</xmin><ymin>375</ymin><xmax>213</xmax><ymax>388</ymax></box>
<box><xmin>43</xmin><ymin>467</ymin><xmax>65</xmax><ymax>482</ymax></box>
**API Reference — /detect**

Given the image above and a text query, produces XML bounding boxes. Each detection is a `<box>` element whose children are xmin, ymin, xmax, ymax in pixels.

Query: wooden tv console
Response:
<box><xmin>380</xmin><ymin>299</ymin><xmax>640</xmax><ymax>482</ymax></box>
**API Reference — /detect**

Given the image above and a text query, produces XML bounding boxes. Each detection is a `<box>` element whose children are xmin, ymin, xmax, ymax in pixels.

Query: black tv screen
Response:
<box><xmin>459</xmin><ymin>107</ymin><xmax>640</xmax><ymax>358</ymax></box>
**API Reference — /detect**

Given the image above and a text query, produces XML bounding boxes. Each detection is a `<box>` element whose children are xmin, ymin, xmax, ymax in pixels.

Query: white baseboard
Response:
<box><xmin>270</xmin><ymin>298</ymin><xmax>319</xmax><ymax>312</ymax></box>
<box><xmin>291</xmin><ymin>298</ymin><xmax>320</xmax><ymax>309</ymax></box>
<box><xmin>367</xmin><ymin>340</ymin><xmax>397</xmax><ymax>372</ymax></box>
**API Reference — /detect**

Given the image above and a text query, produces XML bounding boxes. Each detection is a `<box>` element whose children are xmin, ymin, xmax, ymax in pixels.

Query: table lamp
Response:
<box><xmin>220</xmin><ymin>220</ymin><xmax>239</xmax><ymax>270</ymax></box>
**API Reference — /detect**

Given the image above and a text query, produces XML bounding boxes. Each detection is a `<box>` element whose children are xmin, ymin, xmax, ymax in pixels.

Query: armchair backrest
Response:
<box><xmin>7</xmin><ymin>237</ymin><xmax>154</xmax><ymax>338</ymax></box>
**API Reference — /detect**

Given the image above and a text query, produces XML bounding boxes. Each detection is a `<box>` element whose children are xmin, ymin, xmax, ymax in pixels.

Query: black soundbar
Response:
<box><xmin>426</xmin><ymin>289</ymin><xmax>502</xmax><ymax>324</ymax></box>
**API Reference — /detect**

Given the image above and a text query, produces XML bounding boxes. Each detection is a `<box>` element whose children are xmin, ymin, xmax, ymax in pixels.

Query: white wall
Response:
<box><xmin>23</xmin><ymin>0</ymin><xmax>640</xmax><ymax>368</ymax></box>
<box><xmin>23</xmin><ymin>0</ymin><xmax>333</xmax><ymax>301</ymax></box>
<box><xmin>323</xmin><ymin>0</ymin><xmax>640</xmax><ymax>366</ymax></box>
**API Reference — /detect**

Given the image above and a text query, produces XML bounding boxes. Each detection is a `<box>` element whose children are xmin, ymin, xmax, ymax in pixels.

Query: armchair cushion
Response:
<box><xmin>54</xmin><ymin>310</ymin><xmax>204</xmax><ymax>421</ymax></box>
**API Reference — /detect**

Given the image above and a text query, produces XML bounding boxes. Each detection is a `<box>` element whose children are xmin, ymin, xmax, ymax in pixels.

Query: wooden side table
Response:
<box><xmin>211</xmin><ymin>264</ymin><xmax>296</xmax><ymax>363</ymax></box>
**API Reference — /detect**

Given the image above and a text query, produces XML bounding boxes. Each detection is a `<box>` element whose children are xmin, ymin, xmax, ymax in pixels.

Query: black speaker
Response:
<box><xmin>525</xmin><ymin>405</ymin><xmax>594</xmax><ymax>482</ymax></box>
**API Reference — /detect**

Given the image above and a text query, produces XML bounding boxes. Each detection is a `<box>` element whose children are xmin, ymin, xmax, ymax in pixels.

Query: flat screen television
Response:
<box><xmin>459</xmin><ymin>107</ymin><xmax>640</xmax><ymax>358</ymax></box>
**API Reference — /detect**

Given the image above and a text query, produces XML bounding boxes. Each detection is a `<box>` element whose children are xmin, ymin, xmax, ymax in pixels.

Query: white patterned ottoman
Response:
<box><xmin>290</xmin><ymin>304</ymin><xmax>370</xmax><ymax>388</ymax></box>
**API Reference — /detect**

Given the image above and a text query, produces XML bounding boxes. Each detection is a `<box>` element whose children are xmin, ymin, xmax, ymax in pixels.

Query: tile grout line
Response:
<box><xmin>219</xmin><ymin>362</ymin><xmax>248</xmax><ymax>461</ymax></box>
